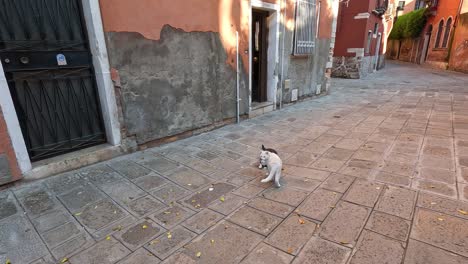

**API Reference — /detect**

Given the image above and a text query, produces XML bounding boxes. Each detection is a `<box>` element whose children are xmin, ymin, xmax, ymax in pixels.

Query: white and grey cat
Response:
<box><xmin>259</xmin><ymin>149</ymin><xmax>282</xmax><ymax>188</ymax></box>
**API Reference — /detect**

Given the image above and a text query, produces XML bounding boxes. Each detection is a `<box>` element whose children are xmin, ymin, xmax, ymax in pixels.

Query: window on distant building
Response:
<box><xmin>365</xmin><ymin>31</ymin><xmax>373</xmax><ymax>54</ymax></box>
<box><xmin>374</xmin><ymin>23</ymin><xmax>379</xmax><ymax>34</ymax></box>
<box><xmin>293</xmin><ymin>0</ymin><xmax>316</xmax><ymax>55</ymax></box>
<box><xmin>415</xmin><ymin>0</ymin><xmax>426</xmax><ymax>9</ymax></box>
<box><xmin>397</xmin><ymin>1</ymin><xmax>405</xmax><ymax>10</ymax></box>
<box><xmin>442</xmin><ymin>17</ymin><xmax>452</xmax><ymax>48</ymax></box>
<box><xmin>435</xmin><ymin>19</ymin><xmax>444</xmax><ymax>48</ymax></box>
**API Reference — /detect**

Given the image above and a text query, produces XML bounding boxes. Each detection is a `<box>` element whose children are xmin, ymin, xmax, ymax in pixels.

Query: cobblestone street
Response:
<box><xmin>2</xmin><ymin>61</ymin><xmax>468</xmax><ymax>263</ymax></box>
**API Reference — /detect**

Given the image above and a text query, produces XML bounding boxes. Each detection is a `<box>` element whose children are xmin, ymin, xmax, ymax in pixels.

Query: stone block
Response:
<box><xmin>183</xmin><ymin>182</ymin><xmax>236</xmax><ymax>210</ymax></box>
<box><xmin>180</xmin><ymin>220</ymin><xmax>263</xmax><ymax>264</ymax></box>
<box><xmin>227</xmin><ymin>206</ymin><xmax>282</xmax><ymax>236</ymax></box>
<box><xmin>411</xmin><ymin>209</ymin><xmax>468</xmax><ymax>257</ymax></box>
<box><xmin>296</xmin><ymin>188</ymin><xmax>341</xmax><ymax>221</ymax></box>
<box><xmin>208</xmin><ymin>193</ymin><xmax>248</xmax><ymax>215</ymax></box>
<box><xmin>261</xmin><ymin>187</ymin><xmax>308</xmax><ymax>207</ymax></box>
<box><xmin>233</xmin><ymin>184</ymin><xmax>264</xmax><ymax>198</ymax></box>
<box><xmin>182</xmin><ymin>209</ymin><xmax>224</xmax><ymax>234</ymax></box>
<box><xmin>265</xmin><ymin>214</ymin><xmax>316</xmax><ymax>255</ymax></box>
<box><xmin>349</xmin><ymin>230</ymin><xmax>404</xmax><ymax>264</ymax></box>
<box><xmin>144</xmin><ymin>226</ymin><xmax>196</xmax><ymax>260</ymax></box>
<box><xmin>292</xmin><ymin>236</ymin><xmax>351</xmax><ymax>264</ymax></box>
<box><xmin>117</xmin><ymin>248</ymin><xmax>160</xmax><ymax>264</ymax></box>
<box><xmin>109</xmin><ymin>159</ymin><xmax>152</xmax><ymax>180</ymax></box>
<box><xmin>319</xmin><ymin>201</ymin><xmax>370</xmax><ymax>247</ymax></box>
<box><xmin>133</xmin><ymin>173</ymin><xmax>168</xmax><ymax>191</ymax></box>
<box><xmin>365</xmin><ymin>211</ymin><xmax>410</xmax><ymax>241</ymax></box>
<box><xmin>165</xmin><ymin>167</ymin><xmax>212</xmax><ymax>190</ymax></box>
<box><xmin>151</xmin><ymin>183</ymin><xmax>192</xmax><ymax>204</ymax></box>
<box><xmin>114</xmin><ymin>220</ymin><xmax>164</xmax><ymax>250</ymax></box>
<box><xmin>376</xmin><ymin>186</ymin><xmax>417</xmax><ymax>220</ymax></box>
<box><xmin>126</xmin><ymin>195</ymin><xmax>166</xmax><ymax>217</ymax></box>
<box><xmin>151</xmin><ymin>205</ymin><xmax>194</xmax><ymax>228</ymax></box>
<box><xmin>69</xmin><ymin>237</ymin><xmax>130</xmax><ymax>264</ymax></box>
<box><xmin>404</xmin><ymin>239</ymin><xmax>468</xmax><ymax>264</ymax></box>
<box><xmin>248</xmin><ymin>197</ymin><xmax>294</xmax><ymax>218</ymax></box>
<box><xmin>320</xmin><ymin>173</ymin><xmax>355</xmax><ymax>193</ymax></box>
<box><xmin>343</xmin><ymin>179</ymin><xmax>383</xmax><ymax>207</ymax></box>
<box><xmin>241</xmin><ymin>243</ymin><xmax>294</xmax><ymax>264</ymax></box>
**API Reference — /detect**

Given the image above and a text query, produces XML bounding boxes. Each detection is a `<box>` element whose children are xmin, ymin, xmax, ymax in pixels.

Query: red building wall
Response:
<box><xmin>425</xmin><ymin>0</ymin><xmax>462</xmax><ymax>67</ymax></box>
<box><xmin>334</xmin><ymin>0</ymin><xmax>388</xmax><ymax>57</ymax></box>
<box><xmin>0</xmin><ymin>109</ymin><xmax>21</xmax><ymax>184</ymax></box>
<box><xmin>449</xmin><ymin>1</ymin><xmax>468</xmax><ymax>72</ymax></box>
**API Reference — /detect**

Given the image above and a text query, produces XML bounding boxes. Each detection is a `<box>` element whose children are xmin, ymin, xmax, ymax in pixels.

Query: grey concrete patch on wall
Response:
<box><xmin>0</xmin><ymin>154</ymin><xmax>12</xmax><ymax>185</ymax></box>
<box><xmin>278</xmin><ymin>26</ymin><xmax>331</xmax><ymax>103</ymax></box>
<box><xmin>106</xmin><ymin>25</ymin><xmax>248</xmax><ymax>144</ymax></box>
<box><xmin>332</xmin><ymin>54</ymin><xmax>385</xmax><ymax>79</ymax></box>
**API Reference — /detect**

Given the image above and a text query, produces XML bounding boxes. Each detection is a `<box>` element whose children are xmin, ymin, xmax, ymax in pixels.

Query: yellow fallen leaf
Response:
<box><xmin>6</xmin><ymin>259</ymin><xmax>11</xmax><ymax>264</ymax></box>
<box><xmin>112</xmin><ymin>225</ymin><xmax>122</xmax><ymax>231</ymax></box>
<box><xmin>298</xmin><ymin>218</ymin><xmax>305</xmax><ymax>224</ymax></box>
<box><xmin>191</xmin><ymin>200</ymin><xmax>196</xmax><ymax>203</ymax></box>
<box><xmin>195</xmin><ymin>204</ymin><xmax>201</xmax><ymax>208</ymax></box>
<box><xmin>437</xmin><ymin>217</ymin><xmax>444</xmax><ymax>221</ymax></box>
<box><xmin>164</xmin><ymin>211</ymin><xmax>171</xmax><ymax>214</ymax></box>
<box><xmin>210</xmin><ymin>239</ymin><xmax>215</xmax><ymax>244</ymax></box>
<box><xmin>167</xmin><ymin>232</ymin><xmax>172</xmax><ymax>239</ymax></box>
<box><xmin>106</xmin><ymin>235</ymin><xmax>111</xmax><ymax>241</ymax></box>
<box><xmin>196</xmin><ymin>252</ymin><xmax>202</xmax><ymax>258</ymax></box>
<box><xmin>287</xmin><ymin>248</ymin><xmax>293</xmax><ymax>254</ymax></box>
<box><xmin>330</xmin><ymin>206</ymin><xmax>336</xmax><ymax>209</ymax></box>
<box><xmin>113</xmin><ymin>210</ymin><xmax>117</xmax><ymax>214</ymax></box>
<box><xmin>61</xmin><ymin>257</ymin><xmax>69</xmax><ymax>263</ymax></box>
<box><xmin>430</xmin><ymin>202</ymin><xmax>437</xmax><ymax>205</ymax></box>
<box><xmin>220</xmin><ymin>196</ymin><xmax>225</xmax><ymax>202</ymax></box>
<box><xmin>376</xmin><ymin>187</ymin><xmax>381</xmax><ymax>190</ymax></box>
<box><xmin>188</xmin><ymin>183</ymin><xmax>192</xmax><ymax>186</ymax></box>
<box><xmin>142</xmin><ymin>225</ymin><xmax>148</xmax><ymax>229</ymax></box>
<box><xmin>458</xmin><ymin>209</ymin><xmax>468</xmax><ymax>215</ymax></box>
<box><xmin>74</xmin><ymin>212</ymin><xmax>82</xmax><ymax>216</ymax></box>
<box><xmin>339</xmin><ymin>241</ymin><xmax>348</xmax><ymax>245</ymax></box>
<box><xmin>150</xmin><ymin>239</ymin><xmax>159</xmax><ymax>245</ymax></box>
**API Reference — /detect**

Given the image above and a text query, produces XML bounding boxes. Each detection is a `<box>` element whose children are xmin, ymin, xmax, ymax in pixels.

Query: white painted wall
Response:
<box><xmin>82</xmin><ymin>0</ymin><xmax>121</xmax><ymax>146</ymax></box>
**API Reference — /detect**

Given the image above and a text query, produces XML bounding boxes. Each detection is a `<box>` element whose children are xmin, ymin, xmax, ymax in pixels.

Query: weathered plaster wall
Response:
<box><xmin>279</xmin><ymin>0</ymin><xmax>333</xmax><ymax>103</ymax></box>
<box><xmin>99</xmin><ymin>0</ymin><xmax>250</xmax><ymax>71</ymax></box>
<box><xmin>0</xmin><ymin>108</ymin><xmax>21</xmax><ymax>184</ymax></box>
<box><xmin>449</xmin><ymin>11</ymin><xmax>468</xmax><ymax>73</ymax></box>
<box><xmin>106</xmin><ymin>27</ymin><xmax>248</xmax><ymax>144</ymax></box>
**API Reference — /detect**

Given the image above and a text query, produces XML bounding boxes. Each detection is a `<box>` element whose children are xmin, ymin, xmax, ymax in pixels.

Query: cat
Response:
<box><xmin>259</xmin><ymin>150</ymin><xmax>283</xmax><ymax>188</ymax></box>
<box><xmin>259</xmin><ymin>145</ymin><xmax>278</xmax><ymax>169</ymax></box>
<box><xmin>262</xmin><ymin>144</ymin><xmax>278</xmax><ymax>155</ymax></box>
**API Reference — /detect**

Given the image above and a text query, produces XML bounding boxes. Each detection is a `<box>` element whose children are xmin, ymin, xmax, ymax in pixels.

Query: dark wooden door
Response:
<box><xmin>0</xmin><ymin>0</ymin><xmax>106</xmax><ymax>162</ymax></box>
<box><xmin>252</xmin><ymin>10</ymin><xmax>268</xmax><ymax>103</ymax></box>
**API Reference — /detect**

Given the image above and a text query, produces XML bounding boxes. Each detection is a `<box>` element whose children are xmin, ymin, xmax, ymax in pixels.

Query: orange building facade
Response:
<box><xmin>0</xmin><ymin>0</ymin><xmax>339</xmax><ymax>183</ymax></box>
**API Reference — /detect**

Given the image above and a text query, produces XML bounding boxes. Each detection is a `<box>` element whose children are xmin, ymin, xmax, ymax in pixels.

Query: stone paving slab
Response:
<box><xmin>4</xmin><ymin>63</ymin><xmax>468</xmax><ymax>263</ymax></box>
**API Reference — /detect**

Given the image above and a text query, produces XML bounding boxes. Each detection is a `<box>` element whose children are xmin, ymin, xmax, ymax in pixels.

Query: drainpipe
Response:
<box><xmin>236</xmin><ymin>31</ymin><xmax>240</xmax><ymax>124</ymax></box>
<box><xmin>279</xmin><ymin>0</ymin><xmax>287</xmax><ymax>109</ymax></box>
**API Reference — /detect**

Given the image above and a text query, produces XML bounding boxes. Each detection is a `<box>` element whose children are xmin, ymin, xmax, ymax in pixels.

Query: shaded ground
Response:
<box><xmin>2</xmin><ymin>61</ymin><xmax>468</xmax><ymax>263</ymax></box>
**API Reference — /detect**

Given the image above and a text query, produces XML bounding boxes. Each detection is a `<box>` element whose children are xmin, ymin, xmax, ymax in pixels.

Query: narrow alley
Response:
<box><xmin>1</xmin><ymin>62</ymin><xmax>468</xmax><ymax>263</ymax></box>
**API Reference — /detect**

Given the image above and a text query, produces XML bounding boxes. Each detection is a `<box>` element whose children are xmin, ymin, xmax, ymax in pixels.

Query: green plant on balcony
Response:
<box><xmin>389</xmin><ymin>8</ymin><xmax>427</xmax><ymax>40</ymax></box>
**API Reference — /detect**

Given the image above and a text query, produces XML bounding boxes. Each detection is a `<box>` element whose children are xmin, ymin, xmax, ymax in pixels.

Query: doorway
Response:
<box><xmin>421</xmin><ymin>25</ymin><xmax>433</xmax><ymax>64</ymax></box>
<box><xmin>251</xmin><ymin>10</ymin><xmax>269</xmax><ymax>103</ymax></box>
<box><xmin>0</xmin><ymin>0</ymin><xmax>107</xmax><ymax>162</ymax></box>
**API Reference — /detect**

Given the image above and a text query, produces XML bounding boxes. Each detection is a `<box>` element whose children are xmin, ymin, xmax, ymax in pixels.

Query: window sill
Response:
<box><xmin>290</xmin><ymin>54</ymin><xmax>312</xmax><ymax>59</ymax></box>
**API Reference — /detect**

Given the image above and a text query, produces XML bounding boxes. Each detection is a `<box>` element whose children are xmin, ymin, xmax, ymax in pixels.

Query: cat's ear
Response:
<box><xmin>262</xmin><ymin>145</ymin><xmax>265</xmax><ymax>150</ymax></box>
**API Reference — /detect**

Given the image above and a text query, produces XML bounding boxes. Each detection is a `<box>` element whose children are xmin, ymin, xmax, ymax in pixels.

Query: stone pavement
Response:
<box><xmin>2</xmin><ymin>61</ymin><xmax>468</xmax><ymax>263</ymax></box>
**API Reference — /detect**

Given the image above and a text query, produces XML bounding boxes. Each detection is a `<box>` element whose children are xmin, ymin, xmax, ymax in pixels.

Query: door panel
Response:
<box><xmin>252</xmin><ymin>10</ymin><xmax>268</xmax><ymax>103</ymax></box>
<box><xmin>0</xmin><ymin>0</ymin><xmax>106</xmax><ymax>162</ymax></box>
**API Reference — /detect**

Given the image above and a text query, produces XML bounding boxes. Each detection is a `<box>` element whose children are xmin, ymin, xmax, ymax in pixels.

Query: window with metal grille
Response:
<box><xmin>293</xmin><ymin>0</ymin><xmax>316</xmax><ymax>55</ymax></box>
